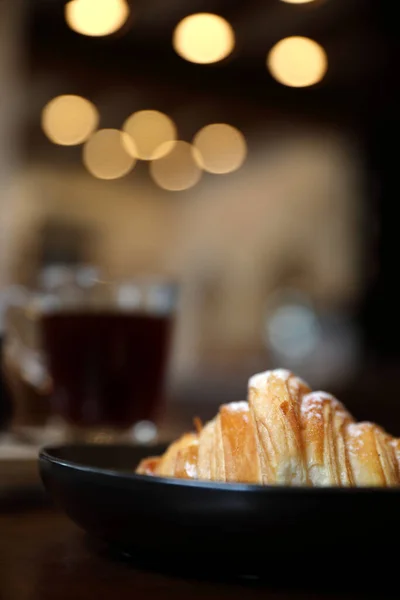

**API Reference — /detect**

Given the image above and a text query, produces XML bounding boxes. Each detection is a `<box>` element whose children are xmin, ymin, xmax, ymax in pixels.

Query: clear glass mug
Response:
<box><xmin>24</xmin><ymin>266</ymin><xmax>178</xmax><ymax>444</ymax></box>
<box><xmin>1</xmin><ymin>285</ymin><xmax>44</xmax><ymax>435</ymax></box>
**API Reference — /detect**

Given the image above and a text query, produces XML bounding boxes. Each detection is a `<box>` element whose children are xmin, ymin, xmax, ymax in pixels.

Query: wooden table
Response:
<box><xmin>0</xmin><ymin>510</ymin><xmax>370</xmax><ymax>600</ymax></box>
<box><xmin>1</xmin><ymin>495</ymin><xmax>386</xmax><ymax>600</ymax></box>
<box><xmin>1</xmin><ymin>452</ymin><xmax>396</xmax><ymax>600</ymax></box>
<box><xmin>0</xmin><ymin>507</ymin><xmax>270</xmax><ymax>600</ymax></box>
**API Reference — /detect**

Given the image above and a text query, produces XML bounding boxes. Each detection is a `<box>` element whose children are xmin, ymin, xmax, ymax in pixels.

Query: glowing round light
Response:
<box><xmin>65</xmin><ymin>0</ymin><xmax>129</xmax><ymax>37</ymax></box>
<box><xmin>132</xmin><ymin>421</ymin><xmax>158</xmax><ymax>444</ymax></box>
<box><xmin>122</xmin><ymin>110</ymin><xmax>177</xmax><ymax>160</ymax></box>
<box><xmin>83</xmin><ymin>129</ymin><xmax>136</xmax><ymax>179</ymax></box>
<box><xmin>265</xmin><ymin>303</ymin><xmax>320</xmax><ymax>360</ymax></box>
<box><xmin>267</xmin><ymin>36</ymin><xmax>327</xmax><ymax>87</ymax></box>
<box><xmin>173</xmin><ymin>13</ymin><xmax>235</xmax><ymax>64</ymax></box>
<box><xmin>193</xmin><ymin>123</ymin><xmax>247</xmax><ymax>174</ymax></box>
<box><xmin>41</xmin><ymin>95</ymin><xmax>98</xmax><ymax>146</ymax></box>
<box><xmin>149</xmin><ymin>141</ymin><xmax>202</xmax><ymax>191</ymax></box>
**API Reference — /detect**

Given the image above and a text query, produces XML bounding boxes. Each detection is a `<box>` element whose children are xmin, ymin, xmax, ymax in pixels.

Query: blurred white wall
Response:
<box><xmin>7</xmin><ymin>127</ymin><xmax>363</xmax><ymax>387</ymax></box>
<box><xmin>0</xmin><ymin>0</ymin><xmax>26</xmax><ymax>296</ymax></box>
<box><xmin>172</xmin><ymin>130</ymin><xmax>364</xmax><ymax>378</ymax></box>
<box><xmin>10</xmin><ymin>163</ymin><xmax>181</xmax><ymax>281</ymax></box>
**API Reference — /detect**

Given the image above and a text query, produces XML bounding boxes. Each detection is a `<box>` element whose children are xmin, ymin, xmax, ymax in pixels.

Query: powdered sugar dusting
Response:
<box><xmin>391</xmin><ymin>439</ymin><xmax>400</xmax><ymax>462</ymax></box>
<box><xmin>225</xmin><ymin>401</ymin><xmax>249</xmax><ymax>413</ymax></box>
<box><xmin>301</xmin><ymin>391</ymin><xmax>349</xmax><ymax>421</ymax></box>
<box><xmin>249</xmin><ymin>369</ymin><xmax>290</xmax><ymax>390</ymax></box>
<box><xmin>347</xmin><ymin>423</ymin><xmax>368</xmax><ymax>448</ymax></box>
<box><xmin>249</xmin><ymin>369</ymin><xmax>309</xmax><ymax>397</ymax></box>
<box><xmin>301</xmin><ymin>400</ymin><xmax>324</xmax><ymax>421</ymax></box>
<box><xmin>270</xmin><ymin>368</ymin><xmax>292</xmax><ymax>381</ymax></box>
<box><xmin>314</xmin><ymin>391</ymin><xmax>335</xmax><ymax>401</ymax></box>
<box><xmin>350</xmin><ymin>422</ymin><xmax>373</xmax><ymax>436</ymax></box>
<box><xmin>185</xmin><ymin>462</ymin><xmax>197</xmax><ymax>479</ymax></box>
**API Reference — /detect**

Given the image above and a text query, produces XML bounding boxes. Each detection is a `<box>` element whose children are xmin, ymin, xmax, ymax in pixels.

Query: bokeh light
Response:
<box><xmin>65</xmin><ymin>0</ymin><xmax>129</xmax><ymax>37</ymax></box>
<box><xmin>173</xmin><ymin>13</ymin><xmax>235</xmax><ymax>64</ymax></box>
<box><xmin>193</xmin><ymin>123</ymin><xmax>247</xmax><ymax>174</ymax></box>
<box><xmin>267</xmin><ymin>36</ymin><xmax>328</xmax><ymax>87</ymax></box>
<box><xmin>122</xmin><ymin>110</ymin><xmax>177</xmax><ymax>160</ymax></box>
<box><xmin>149</xmin><ymin>141</ymin><xmax>202</xmax><ymax>191</ymax></box>
<box><xmin>265</xmin><ymin>301</ymin><xmax>320</xmax><ymax>361</ymax></box>
<box><xmin>132</xmin><ymin>421</ymin><xmax>158</xmax><ymax>444</ymax></box>
<box><xmin>41</xmin><ymin>95</ymin><xmax>99</xmax><ymax>146</ymax></box>
<box><xmin>83</xmin><ymin>129</ymin><xmax>136</xmax><ymax>179</ymax></box>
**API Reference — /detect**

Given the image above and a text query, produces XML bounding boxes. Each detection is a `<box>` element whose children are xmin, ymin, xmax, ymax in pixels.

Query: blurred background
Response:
<box><xmin>0</xmin><ymin>0</ymin><xmax>398</xmax><ymax>449</ymax></box>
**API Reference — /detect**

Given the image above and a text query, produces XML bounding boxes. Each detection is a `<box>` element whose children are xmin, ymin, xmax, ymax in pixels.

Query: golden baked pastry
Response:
<box><xmin>137</xmin><ymin>369</ymin><xmax>400</xmax><ymax>487</ymax></box>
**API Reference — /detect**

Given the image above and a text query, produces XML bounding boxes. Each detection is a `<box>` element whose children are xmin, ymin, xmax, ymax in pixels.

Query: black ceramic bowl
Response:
<box><xmin>39</xmin><ymin>444</ymin><xmax>400</xmax><ymax>586</ymax></box>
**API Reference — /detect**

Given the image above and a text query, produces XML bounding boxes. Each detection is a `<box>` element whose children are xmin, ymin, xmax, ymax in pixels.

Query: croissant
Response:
<box><xmin>137</xmin><ymin>369</ymin><xmax>400</xmax><ymax>487</ymax></box>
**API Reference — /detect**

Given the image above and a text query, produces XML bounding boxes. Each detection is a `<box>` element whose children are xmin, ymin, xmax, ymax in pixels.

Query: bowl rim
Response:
<box><xmin>39</xmin><ymin>444</ymin><xmax>400</xmax><ymax>496</ymax></box>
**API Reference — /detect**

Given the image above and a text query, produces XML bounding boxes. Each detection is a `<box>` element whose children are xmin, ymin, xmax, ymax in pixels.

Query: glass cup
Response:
<box><xmin>33</xmin><ymin>267</ymin><xmax>178</xmax><ymax>443</ymax></box>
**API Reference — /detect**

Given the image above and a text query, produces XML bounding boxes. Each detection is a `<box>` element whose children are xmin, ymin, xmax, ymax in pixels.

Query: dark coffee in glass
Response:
<box><xmin>38</xmin><ymin>274</ymin><xmax>177</xmax><ymax>441</ymax></box>
<box><xmin>41</xmin><ymin>311</ymin><xmax>172</xmax><ymax>429</ymax></box>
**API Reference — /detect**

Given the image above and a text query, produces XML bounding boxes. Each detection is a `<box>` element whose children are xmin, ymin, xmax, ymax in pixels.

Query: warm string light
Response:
<box><xmin>122</xmin><ymin>111</ymin><xmax>177</xmax><ymax>160</ymax></box>
<box><xmin>173</xmin><ymin>13</ymin><xmax>235</xmax><ymax>64</ymax></box>
<box><xmin>148</xmin><ymin>122</ymin><xmax>247</xmax><ymax>190</ymax></box>
<box><xmin>65</xmin><ymin>3</ymin><xmax>328</xmax><ymax>92</ymax></box>
<box><xmin>83</xmin><ymin>129</ymin><xmax>136</xmax><ymax>179</ymax></box>
<box><xmin>149</xmin><ymin>141</ymin><xmax>202</xmax><ymax>191</ymax></box>
<box><xmin>65</xmin><ymin>0</ymin><xmax>129</xmax><ymax>37</ymax></box>
<box><xmin>193</xmin><ymin>123</ymin><xmax>247</xmax><ymax>174</ymax></box>
<box><xmin>41</xmin><ymin>95</ymin><xmax>99</xmax><ymax>145</ymax></box>
<box><xmin>42</xmin><ymin>98</ymin><xmax>247</xmax><ymax>186</ymax></box>
<box><xmin>267</xmin><ymin>36</ymin><xmax>328</xmax><ymax>87</ymax></box>
<box><xmin>43</xmin><ymin>3</ymin><xmax>331</xmax><ymax>187</ymax></box>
